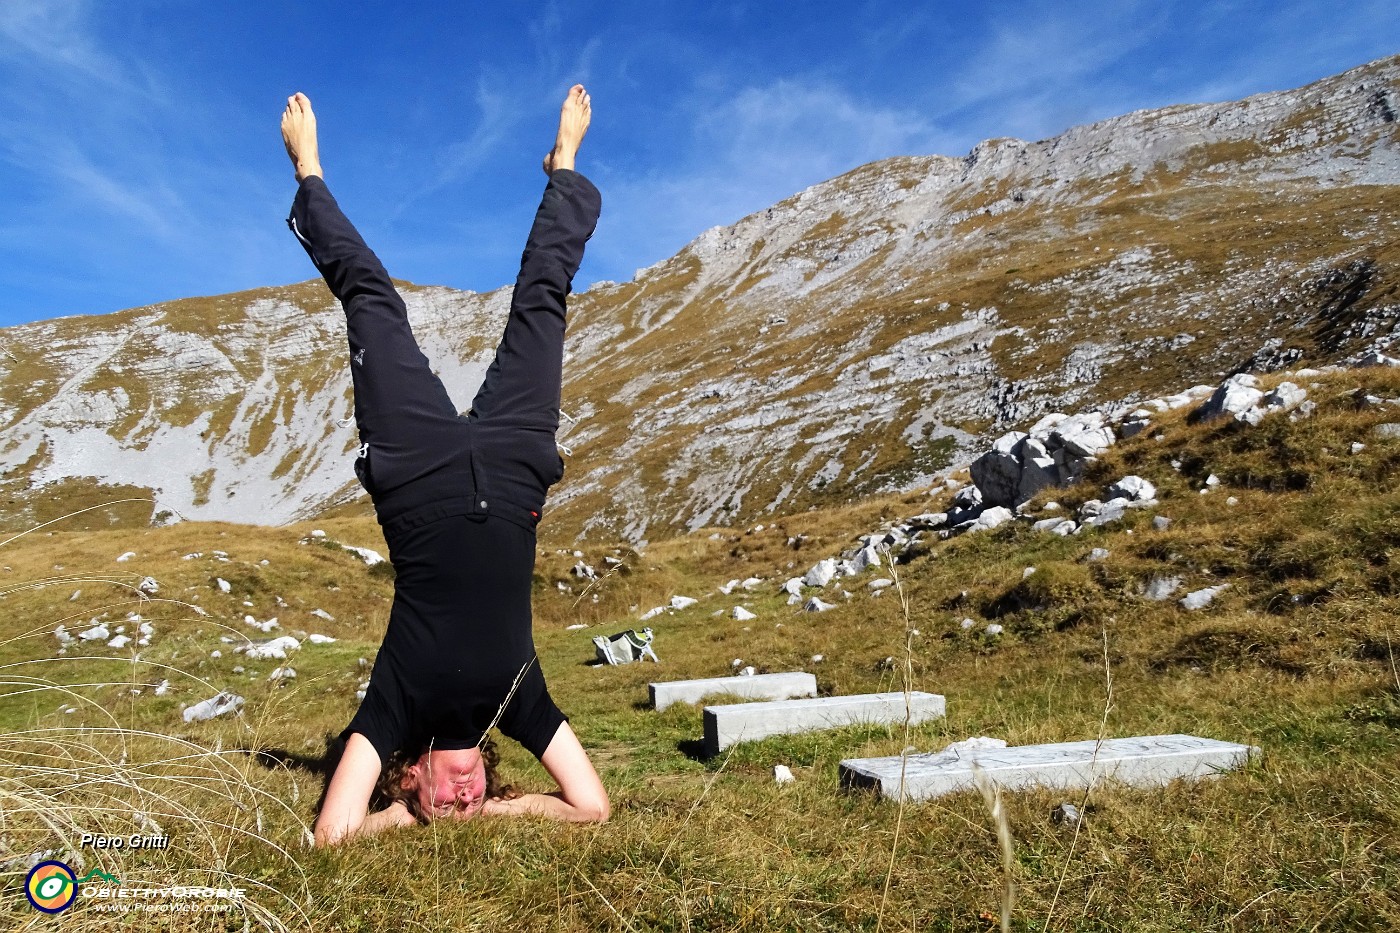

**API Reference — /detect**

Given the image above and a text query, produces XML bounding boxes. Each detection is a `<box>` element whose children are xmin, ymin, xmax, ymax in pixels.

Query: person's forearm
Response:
<box><xmin>484</xmin><ymin>793</ymin><xmax>609</xmax><ymax>822</ymax></box>
<box><xmin>314</xmin><ymin>801</ymin><xmax>413</xmax><ymax>845</ymax></box>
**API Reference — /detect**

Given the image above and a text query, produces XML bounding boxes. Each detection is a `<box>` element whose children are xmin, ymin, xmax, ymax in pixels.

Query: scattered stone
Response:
<box><xmin>1206</xmin><ymin>474</ymin><xmax>1221</xmax><ymax>487</ymax></box>
<box><xmin>1087</xmin><ymin>548</ymin><xmax>1111</xmax><ymax>562</ymax></box>
<box><xmin>154</xmin><ymin>680</ymin><xmax>170</xmax><ymax>696</ymax></box>
<box><xmin>670</xmin><ymin>595</ymin><xmax>698</xmax><ymax>610</ymax></box>
<box><xmin>308</xmin><ymin>634</ymin><xmax>337</xmax><ymax>644</ymax></box>
<box><xmin>960</xmin><ymin>618</ymin><xmax>976</xmax><ymax>630</ymax></box>
<box><xmin>310</xmin><ymin>609</ymin><xmax>334</xmax><ymax>622</ymax></box>
<box><xmin>704</xmin><ymin>692</ymin><xmax>946</xmax><ymax>755</ymax></box>
<box><xmin>107</xmin><ymin>635</ymin><xmax>131</xmax><ymax>650</ymax></box>
<box><xmin>116</xmin><ymin>551</ymin><xmax>136</xmax><ymax>563</ymax></box>
<box><xmin>868</xmin><ymin>578</ymin><xmax>894</xmax><ymax>590</ymax></box>
<box><xmin>216</xmin><ymin>578</ymin><xmax>231</xmax><ymax>593</ymax></box>
<box><xmin>268</xmin><ymin>667</ymin><xmax>297</xmax><ymax>681</ymax></box>
<box><xmin>719</xmin><ymin>579</ymin><xmax>739</xmax><ymax>595</ymax></box>
<box><xmin>1198</xmin><ymin>374</ymin><xmax>1265</xmax><ymax>424</ymax></box>
<box><xmin>182</xmin><ymin>692</ymin><xmax>244</xmax><ymax>723</ymax></box>
<box><xmin>740</xmin><ymin>577</ymin><xmax>763</xmax><ymax>590</ymax></box>
<box><xmin>1375</xmin><ymin>423</ymin><xmax>1400</xmax><ymax>440</ymax></box>
<box><xmin>805</xmin><ymin>597</ymin><xmax>836</xmax><ymax>613</ymax></box>
<box><xmin>79</xmin><ymin>623</ymin><xmax>110</xmax><ymax>641</ymax></box>
<box><xmin>774</xmin><ymin>765</ymin><xmax>796</xmax><ymax>785</ymax></box>
<box><xmin>732</xmin><ymin>606</ymin><xmax>757</xmax><ymax>621</ymax></box>
<box><xmin>1180</xmin><ymin>585</ymin><xmax>1229</xmax><ymax>611</ymax></box>
<box><xmin>963</xmin><ymin>506</ymin><xmax>1015</xmax><ymax>534</ymax></box>
<box><xmin>54</xmin><ymin>625</ymin><xmax>73</xmax><ymax>644</ymax></box>
<box><xmin>1152</xmin><ymin>516</ymin><xmax>1172</xmax><ymax>531</ymax></box>
<box><xmin>811</xmin><ymin>654</ymin><xmax>824</xmax><ymax>663</ymax></box>
<box><xmin>241</xmin><ymin>635</ymin><xmax>300</xmax><ymax>660</ymax></box>
<box><xmin>639</xmin><ymin>606</ymin><xmax>666</xmax><ymax>621</ymax></box>
<box><xmin>210</xmin><ymin>650</ymin><xmax>221</xmax><ymax>659</ymax></box>
<box><xmin>310</xmin><ymin>530</ymin><xmax>326</xmax><ymax>539</ymax></box>
<box><xmin>782</xmin><ymin>577</ymin><xmax>805</xmax><ymax>597</ymax></box>
<box><xmin>1142</xmin><ymin>576</ymin><xmax>1182</xmax><ymax>601</ymax></box>
<box><xmin>804</xmin><ymin>559</ymin><xmax>839</xmax><ymax>587</ymax></box>
<box><xmin>1052</xmin><ymin>803</ymin><xmax>1082</xmax><ymax>827</ymax></box>
<box><xmin>1226</xmin><ymin>496</ymin><xmax>1239</xmax><ymax>507</ymax></box>
<box><xmin>985</xmin><ymin>624</ymin><xmax>1004</xmax><ymax>636</ymax></box>
<box><xmin>138</xmin><ymin>577</ymin><xmax>159</xmax><ymax>595</ymax></box>
<box><xmin>1106</xmin><ymin>476</ymin><xmax>1156</xmax><ymax>502</ymax></box>
<box><xmin>566</xmin><ymin>623</ymin><xmax>587</xmax><ymax>631</ymax></box>
<box><xmin>572</xmin><ymin>561</ymin><xmax>597</xmax><ymax>580</ymax></box>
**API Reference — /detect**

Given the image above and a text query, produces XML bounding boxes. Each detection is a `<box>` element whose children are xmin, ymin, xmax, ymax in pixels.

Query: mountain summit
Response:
<box><xmin>1</xmin><ymin>56</ymin><xmax>1397</xmax><ymax>539</ymax></box>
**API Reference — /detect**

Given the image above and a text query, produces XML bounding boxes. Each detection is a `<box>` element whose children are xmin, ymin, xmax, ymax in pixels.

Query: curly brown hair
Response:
<box><xmin>374</xmin><ymin>737</ymin><xmax>517</xmax><ymax>824</ymax></box>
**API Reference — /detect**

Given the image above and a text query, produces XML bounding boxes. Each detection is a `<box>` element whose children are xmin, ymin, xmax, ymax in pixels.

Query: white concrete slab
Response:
<box><xmin>650</xmin><ymin>671</ymin><xmax>818</xmax><ymax>711</ymax></box>
<box><xmin>704</xmin><ymin>692</ymin><xmax>945</xmax><ymax>756</ymax></box>
<box><xmin>840</xmin><ymin>734</ymin><xmax>1259</xmax><ymax>801</ymax></box>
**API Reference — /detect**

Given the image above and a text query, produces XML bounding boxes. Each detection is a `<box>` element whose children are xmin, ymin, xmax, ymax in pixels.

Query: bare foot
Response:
<box><xmin>542</xmin><ymin>84</ymin><xmax>590</xmax><ymax>176</ymax></box>
<box><xmin>281</xmin><ymin>92</ymin><xmax>323</xmax><ymax>182</ymax></box>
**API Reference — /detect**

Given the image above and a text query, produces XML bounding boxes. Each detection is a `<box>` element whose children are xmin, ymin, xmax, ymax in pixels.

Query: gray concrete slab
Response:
<box><xmin>703</xmin><ymin>691</ymin><xmax>945</xmax><ymax>756</ymax></box>
<box><xmin>840</xmin><ymin>734</ymin><xmax>1259</xmax><ymax>801</ymax></box>
<box><xmin>650</xmin><ymin>671</ymin><xmax>818</xmax><ymax>711</ymax></box>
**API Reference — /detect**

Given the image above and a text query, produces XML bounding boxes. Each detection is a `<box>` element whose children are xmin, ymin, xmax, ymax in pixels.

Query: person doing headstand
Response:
<box><xmin>281</xmin><ymin>86</ymin><xmax>609</xmax><ymax>845</ymax></box>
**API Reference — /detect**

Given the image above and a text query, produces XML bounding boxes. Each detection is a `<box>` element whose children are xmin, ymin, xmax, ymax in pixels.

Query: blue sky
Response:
<box><xmin>0</xmin><ymin>1</ymin><xmax>1394</xmax><ymax>328</ymax></box>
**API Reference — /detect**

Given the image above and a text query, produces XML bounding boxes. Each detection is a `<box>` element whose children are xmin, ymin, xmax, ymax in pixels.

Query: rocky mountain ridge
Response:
<box><xmin>0</xmin><ymin>55</ymin><xmax>1397</xmax><ymax>541</ymax></box>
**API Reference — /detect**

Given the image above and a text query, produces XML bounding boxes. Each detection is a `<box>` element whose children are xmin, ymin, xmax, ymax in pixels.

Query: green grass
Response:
<box><xmin>3</xmin><ymin>368</ymin><xmax>1400</xmax><ymax>930</ymax></box>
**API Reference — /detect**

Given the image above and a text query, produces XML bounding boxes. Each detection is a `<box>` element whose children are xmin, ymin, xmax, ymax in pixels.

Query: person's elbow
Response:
<box><xmin>577</xmin><ymin>789</ymin><xmax>610</xmax><ymax>823</ymax></box>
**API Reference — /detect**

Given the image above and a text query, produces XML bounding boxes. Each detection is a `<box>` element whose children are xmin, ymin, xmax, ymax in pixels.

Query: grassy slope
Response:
<box><xmin>2</xmin><ymin>367</ymin><xmax>1400</xmax><ymax>931</ymax></box>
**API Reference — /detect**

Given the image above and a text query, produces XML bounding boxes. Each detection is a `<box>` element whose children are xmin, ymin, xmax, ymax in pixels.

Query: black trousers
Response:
<box><xmin>288</xmin><ymin>172</ymin><xmax>600</xmax><ymax>757</ymax></box>
<box><xmin>288</xmin><ymin>170</ymin><xmax>602</xmax><ymax>533</ymax></box>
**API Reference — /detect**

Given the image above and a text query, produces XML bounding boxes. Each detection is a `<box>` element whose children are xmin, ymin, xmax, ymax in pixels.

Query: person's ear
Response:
<box><xmin>401</xmin><ymin>763</ymin><xmax>420</xmax><ymax>790</ymax></box>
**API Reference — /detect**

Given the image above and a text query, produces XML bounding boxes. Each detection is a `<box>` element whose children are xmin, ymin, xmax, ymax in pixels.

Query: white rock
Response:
<box><xmin>732</xmin><ymin>606</ymin><xmax>757</xmax><ymax>621</ymax></box>
<box><xmin>1087</xmin><ymin>548</ymin><xmax>1111</xmax><ymax>561</ymax></box>
<box><xmin>310</xmin><ymin>530</ymin><xmax>326</xmax><ymax>538</ymax></box>
<box><xmin>805</xmin><ymin>597</ymin><xmax>836</xmax><ymax>613</ymax></box>
<box><xmin>640</xmin><ymin>606</ymin><xmax>666</xmax><ymax>621</ymax></box>
<box><xmin>138</xmin><ymin>577</ymin><xmax>159</xmax><ymax>595</ymax></box>
<box><xmin>718</xmin><ymin>579</ymin><xmax>740</xmax><ymax>595</ymax></box>
<box><xmin>1142</xmin><ymin>576</ymin><xmax>1182</xmax><ymax>601</ymax></box>
<box><xmin>79</xmin><ymin>623</ymin><xmax>111</xmax><ymax>641</ymax></box>
<box><xmin>670</xmin><ymin>595</ymin><xmax>698</xmax><ymax>611</ymax></box>
<box><xmin>268</xmin><ymin>667</ymin><xmax>297</xmax><ymax>681</ymax></box>
<box><xmin>1180</xmin><ymin>585</ymin><xmax>1229</xmax><ymax>611</ymax></box>
<box><xmin>154</xmin><ymin>680</ymin><xmax>170</xmax><ymax>696</ymax></box>
<box><xmin>565</xmin><ymin>623</ymin><xmax>588</xmax><ymax>631</ymax></box>
<box><xmin>216</xmin><ymin>578</ymin><xmax>231</xmax><ymax>593</ymax></box>
<box><xmin>782</xmin><ymin>577</ymin><xmax>805</xmax><ymax>597</ymax></box>
<box><xmin>965</xmin><ymin>506</ymin><xmax>1015</xmax><ymax>534</ymax></box>
<box><xmin>182</xmin><ymin>692</ymin><xmax>244</xmax><ymax>722</ymax></box>
<box><xmin>242</xmin><ymin>635</ymin><xmax>301</xmax><ymax>660</ymax></box>
<box><xmin>1352</xmin><ymin>442</ymin><xmax>1366</xmax><ymax>454</ymax></box>
<box><xmin>310</xmin><ymin>608</ymin><xmax>335</xmax><ymax>622</ymax></box>
<box><xmin>343</xmin><ymin>545</ymin><xmax>385</xmax><ymax>566</ymax></box>
<box><xmin>852</xmin><ymin>545</ymin><xmax>882</xmax><ymax>572</ymax></box>
<box><xmin>308</xmin><ymin>633</ymin><xmax>337</xmax><ymax>644</ymax></box>
<box><xmin>868</xmin><ymin>578</ymin><xmax>894</xmax><ymax>590</ymax></box>
<box><xmin>810</xmin><ymin>654</ymin><xmax>824</xmax><ymax>663</ymax></box>
<box><xmin>1153</xmin><ymin>516</ymin><xmax>1172</xmax><ymax>531</ymax></box>
<box><xmin>739</xmin><ymin>666</ymin><xmax>756</xmax><ymax>677</ymax></box>
<box><xmin>774</xmin><ymin>764</ymin><xmax>796</xmax><ymax>785</ymax></box>
<box><xmin>107</xmin><ymin>635</ymin><xmax>131</xmax><ymax>649</ymax></box>
<box><xmin>1226</xmin><ymin>497</ymin><xmax>1239</xmax><ymax>506</ymax></box>
<box><xmin>740</xmin><ymin>577</ymin><xmax>763</xmax><ymax>590</ymax></box>
<box><xmin>985</xmin><ymin>624</ymin><xmax>1004</xmax><ymax>636</ymax></box>
<box><xmin>1107</xmin><ymin>476</ymin><xmax>1156</xmax><ymax>502</ymax></box>
<box><xmin>1206</xmin><ymin>474</ymin><xmax>1221</xmax><ymax>487</ymax></box>
<box><xmin>139</xmin><ymin>621</ymin><xmax>154</xmax><ymax>636</ymax></box>
<box><xmin>53</xmin><ymin>625</ymin><xmax>73</xmax><ymax>644</ymax></box>
<box><xmin>116</xmin><ymin>551</ymin><xmax>136</xmax><ymax>563</ymax></box>
<box><xmin>804</xmin><ymin>559</ymin><xmax>839</xmax><ymax>587</ymax></box>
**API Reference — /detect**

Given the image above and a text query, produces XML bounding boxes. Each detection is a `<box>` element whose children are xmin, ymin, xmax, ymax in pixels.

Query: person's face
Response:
<box><xmin>407</xmin><ymin>748</ymin><xmax>487</xmax><ymax>821</ymax></box>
